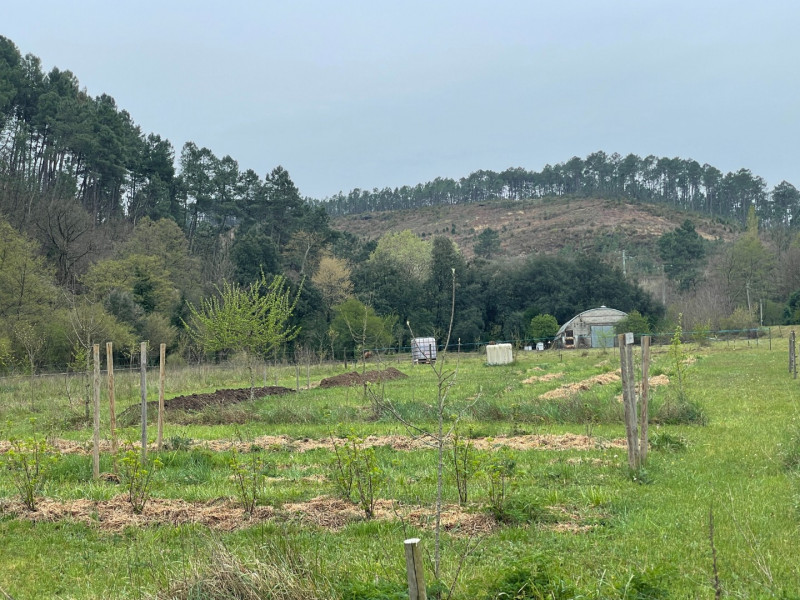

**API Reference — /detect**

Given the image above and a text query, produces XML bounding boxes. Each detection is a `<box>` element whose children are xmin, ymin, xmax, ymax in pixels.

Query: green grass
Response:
<box><xmin>0</xmin><ymin>341</ymin><xmax>799</xmax><ymax>598</ymax></box>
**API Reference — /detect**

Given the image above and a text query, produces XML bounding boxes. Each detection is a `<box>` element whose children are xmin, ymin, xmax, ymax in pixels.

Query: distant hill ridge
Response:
<box><xmin>331</xmin><ymin>196</ymin><xmax>732</xmax><ymax>263</ymax></box>
<box><xmin>317</xmin><ymin>151</ymin><xmax>799</xmax><ymax>233</ymax></box>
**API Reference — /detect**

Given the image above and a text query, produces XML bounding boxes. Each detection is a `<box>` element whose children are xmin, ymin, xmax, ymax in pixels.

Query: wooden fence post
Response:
<box><xmin>107</xmin><ymin>342</ymin><xmax>117</xmax><ymax>474</ymax></box>
<box><xmin>618</xmin><ymin>334</ymin><xmax>639</xmax><ymax>470</ymax></box>
<box><xmin>140</xmin><ymin>342</ymin><xmax>148</xmax><ymax>462</ymax></box>
<box><xmin>157</xmin><ymin>343</ymin><xmax>166</xmax><ymax>451</ymax></box>
<box><xmin>404</xmin><ymin>538</ymin><xmax>427</xmax><ymax>600</ymax></box>
<box><xmin>639</xmin><ymin>336</ymin><xmax>651</xmax><ymax>466</ymax></box>
<box><xmin>93</xmin><ymin>344</ymin><xmax>100</xmax><ymax>479</ymax></box>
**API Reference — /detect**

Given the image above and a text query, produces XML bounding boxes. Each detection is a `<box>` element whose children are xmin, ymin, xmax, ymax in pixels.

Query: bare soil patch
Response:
<box><xmin>116</xmin><ymin>386</ymin><xmax>294</xmax><ymax>426</ymax></box>
<box><xmin>318</xmin><ymin>367</ymin><xmax>408</xmax><ymax>388</ymax></box>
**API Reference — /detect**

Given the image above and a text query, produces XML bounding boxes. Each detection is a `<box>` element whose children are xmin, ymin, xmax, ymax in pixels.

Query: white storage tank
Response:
<box><xmin>412</xmin><ymin>337</ymin><xmax>437</xmax><ymax>363</ymax></box>
<box><xmin>486</xmin><ymin>343</ymin><xmax>513</xmax><ymax>365</ymax></box>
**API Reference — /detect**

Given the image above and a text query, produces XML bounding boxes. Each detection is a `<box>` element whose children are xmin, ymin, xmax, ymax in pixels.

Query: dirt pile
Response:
<box><xmin>117</xmin><ymin>386</ymin><xmax>294</xmax><ymax>425</ymax></box>
<box><xmin>318</xmin><ymin>367</ymin><xmax>408</xmax><ymax>388</ymax></box>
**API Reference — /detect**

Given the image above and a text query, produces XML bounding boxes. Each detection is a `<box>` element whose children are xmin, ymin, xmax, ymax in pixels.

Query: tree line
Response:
<box><xmin>318</xmin><ymin>152</ymin><xmax>800</xmax><ymax>230</ymax></box>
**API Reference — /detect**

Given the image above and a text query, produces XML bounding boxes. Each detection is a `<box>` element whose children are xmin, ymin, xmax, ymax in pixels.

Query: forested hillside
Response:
<box><xmin>318</xmin><ymin>151</ymin><xmax>800</xmax><ymax>230</ymax></box>
<box><xmin>0</xmin><ymin>35</ymin><xmax>793</xmax><ymax>374</ymax></box>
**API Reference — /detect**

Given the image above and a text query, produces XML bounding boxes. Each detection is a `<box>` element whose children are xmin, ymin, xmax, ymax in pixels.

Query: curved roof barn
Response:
<box><xmin>556</xmin><ymin>306</ymin><xmax>627</xmax><ymax>349</ymax></box>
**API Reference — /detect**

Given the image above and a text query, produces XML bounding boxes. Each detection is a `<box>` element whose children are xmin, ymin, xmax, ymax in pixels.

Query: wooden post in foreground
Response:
<box><xmin>618</xmin><ymin>334</ymin><xmax>639</xmax><ymax>470</ymax></box>
<box><xmin>404</xmin><ymin>538</ymin><xmax>427</xmax><ymax>600</ymax></box>
<box><xmin>107</xmin><ymin>342</ymin><xmax>117</xmax><ymax>473</ymax></box>
<box><xmin>140</xmin><ymin>342</ymin><xmax>148</xmax><ymax>462</ymax></box>
<box><xmin>92</xmin><ymin>344</ymin><xmax>101</xmax><ymax>479</ymax></box>
<box><xmin>157</xmin><ymin>343</ymin><xmax>166</xmax><ymax>451</ymax></box>
<box><xmin>639</xmin><ymin>336</ymin><xmax>651</xmax><ymax>466</ymax></box>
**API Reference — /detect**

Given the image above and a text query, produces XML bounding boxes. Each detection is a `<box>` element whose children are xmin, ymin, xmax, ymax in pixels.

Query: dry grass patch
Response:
<box><xmin>522</xmin><ymin>372</ymin><xmax>564</xmax><ymax>384</ymax></box>
<box><xmin>539</xmin><ymin>371</ymin><xmax>621</xmax><ymax>399</ymax></box>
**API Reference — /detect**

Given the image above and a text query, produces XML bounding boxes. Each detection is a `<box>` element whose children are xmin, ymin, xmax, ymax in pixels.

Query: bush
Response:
<box><xmin>229</xmin><ymin>447</ymin><xmax>270</xmax><ymax>515</ymax></box>
<box><xmin>119</xmin><ymin>450</ymin><xmax>162</xmax><ymax>514</ymax></box>
<box><xmin>3</xmin><ymin>429</ymin><xmax>59</xmax><ymax>511</ymax></box>
<box><xmin>329</xmin><ymin>433</ymin><xmax>384</xmax><ymax>519</ymax></box>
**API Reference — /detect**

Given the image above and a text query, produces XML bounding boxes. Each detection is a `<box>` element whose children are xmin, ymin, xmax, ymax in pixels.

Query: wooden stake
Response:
<box><xmin>157</xmin><ymin>343</ymin><xmax>166</xmax><ymax>451</ymax></box>
<box><xmin>618</xmin><ymin>334</ymin><xmax>639</xmax><ymax>470</ymax></box>
<box><xmin>107</xmin><ymin>342</ymin><xmax>117</xmax><ymax>473</ymax></box>
<box><xmin>404</xmin><ymin>538</ymin><xmax>427</xmax><ymax>600</ymax></box>
<box><xmin>639</xmin><ymin>336</ymin><xmax>650</xmax><ymax>465</ymax></box>
<box><xmin>140</xmin><ymin>342</ymin><xmax>148</xmax><ymax>462</ymax></box>
<box><xmin>92</xmin><ymin>344</ymin><xmax>100</xmax><ymax>479</ymax></box>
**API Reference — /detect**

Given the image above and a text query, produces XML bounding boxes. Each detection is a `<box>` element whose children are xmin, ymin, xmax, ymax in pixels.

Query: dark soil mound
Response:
<box><xmin>318</xmin><ymin>367</ymin><xmax>408</xmax><ymax>388</ymax></box>
<box><xmin>117</xmin><ymin>386</ymin><xmax>293</xmax><ymax>426</ymax></box>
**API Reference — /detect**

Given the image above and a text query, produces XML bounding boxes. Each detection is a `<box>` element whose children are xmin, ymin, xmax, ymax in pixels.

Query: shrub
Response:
<box><xmin>451</xmin><ymin>427</ymin><xmax>481</xmax><ymax>504</ymax></box>
<box><xmin>3</xmin><ymin>429</ymin><xmax>59</xmax><ymax>511</ymax></box>
<box><xmin>229</xmin><ymin>447</ymin><xmax>270</xmax><ymax>515</ymax></box>
<box><xmin>485</xmin><ymin>447</ymin><xmax>516</xmax><ymax>521</ymax></box>
<box><xmin>119</xmin><ymin>450</ymin><xmax>162</xmax><ymax>514</ymax></box>
<box><xmin>329</xmin><ymin>433</ymin><xmax>383</xmax><ymax>519</ymax></box>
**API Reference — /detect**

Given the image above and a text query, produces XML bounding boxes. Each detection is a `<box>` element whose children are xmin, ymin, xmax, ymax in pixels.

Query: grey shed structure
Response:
<box><xmin>556</xmin><ymin>306</ymin><xmax>628</xmax><ymax>349</ymax></box>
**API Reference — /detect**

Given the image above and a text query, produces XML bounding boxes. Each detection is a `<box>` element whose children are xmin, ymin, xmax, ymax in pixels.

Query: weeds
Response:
<box><xmin>650</xmin><ymin>431</ymin><xmax>688</xmax><ymax>452</ymax></box>
<box><xmin>485</xmin><ymin>561</ymin><xmax>575</xmax><ymax>600</ymax></box>
<box><xmin>159</xmin><ymin>539</ymin><xmax>331</xmax><ymax>600</ymax></box>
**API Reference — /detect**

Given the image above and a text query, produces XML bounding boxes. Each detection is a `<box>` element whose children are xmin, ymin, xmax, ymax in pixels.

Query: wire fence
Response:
<box><xmin>0</xmin><ymin>326</ymin><xmax>787</xmax><ymax>382</ymax></box>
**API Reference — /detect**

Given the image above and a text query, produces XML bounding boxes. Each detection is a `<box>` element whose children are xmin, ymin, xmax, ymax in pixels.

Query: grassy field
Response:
<box><xmin>0</xmin><ymin>335</ymin><xmax>798</xmax><ymax>599</ymax></box>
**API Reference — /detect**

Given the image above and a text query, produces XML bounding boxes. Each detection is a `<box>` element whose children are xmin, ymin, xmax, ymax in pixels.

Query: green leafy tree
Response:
<box><xmin>186</xmin><ymin>273</ymin><xmax>302</xmax><ymax>397</ymax></box>
<box><xmin>528</xmin><ymin>314</ymin><xmax>559</xmax><ymax>344</ymax></box>
<box><xmin>369</xmin><ymin>229</ymin><xmax>432</xmax><ymax>283</ymax></box>
<box><xmin>230</xmin><ymin>224</ymin><xmax>282</xmax><ymax>286</ymax></box>
<box><xmin>718</xmin><ymin>208</ymin><xmax>775</xmax><ymax>314</ymax></box>
<box><xmin>474</xmin><ymin>227</ymin><xmax>501</xmax><ymax>259</ymax></box>
<box><xmin>312</xmin><ymin>255</ymin><xmax>353</xmax><ymax>319</ymax></box>
<box><xmin>658</xmin><ymin>219</ymin><xmax>706</xmax><ymax>290</ymax></box>
<box><xmin>428</xmin><ymin>236</ymin><xmax>467</xmax><ymax>334</ymax></box>
<box><xmin>614</xmin><ymin>310</ymin><xmax>651</xmax><ymax>342</ymax></box>
<box><xmin>785</xmin><ymin>290</ymin><xmax>800</xmax><ymax>324</ymax></box>
<box><xmin>330</xmin><ymin>298</ymin><xmax>395</xmax><ymax>359</ymax></box>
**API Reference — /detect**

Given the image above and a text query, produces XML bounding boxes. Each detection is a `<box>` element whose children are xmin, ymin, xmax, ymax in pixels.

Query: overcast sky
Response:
<box><xmin>5</xmin><ymin>1</ymin><xmax>798</xmax><ymax>199</ymax></box>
